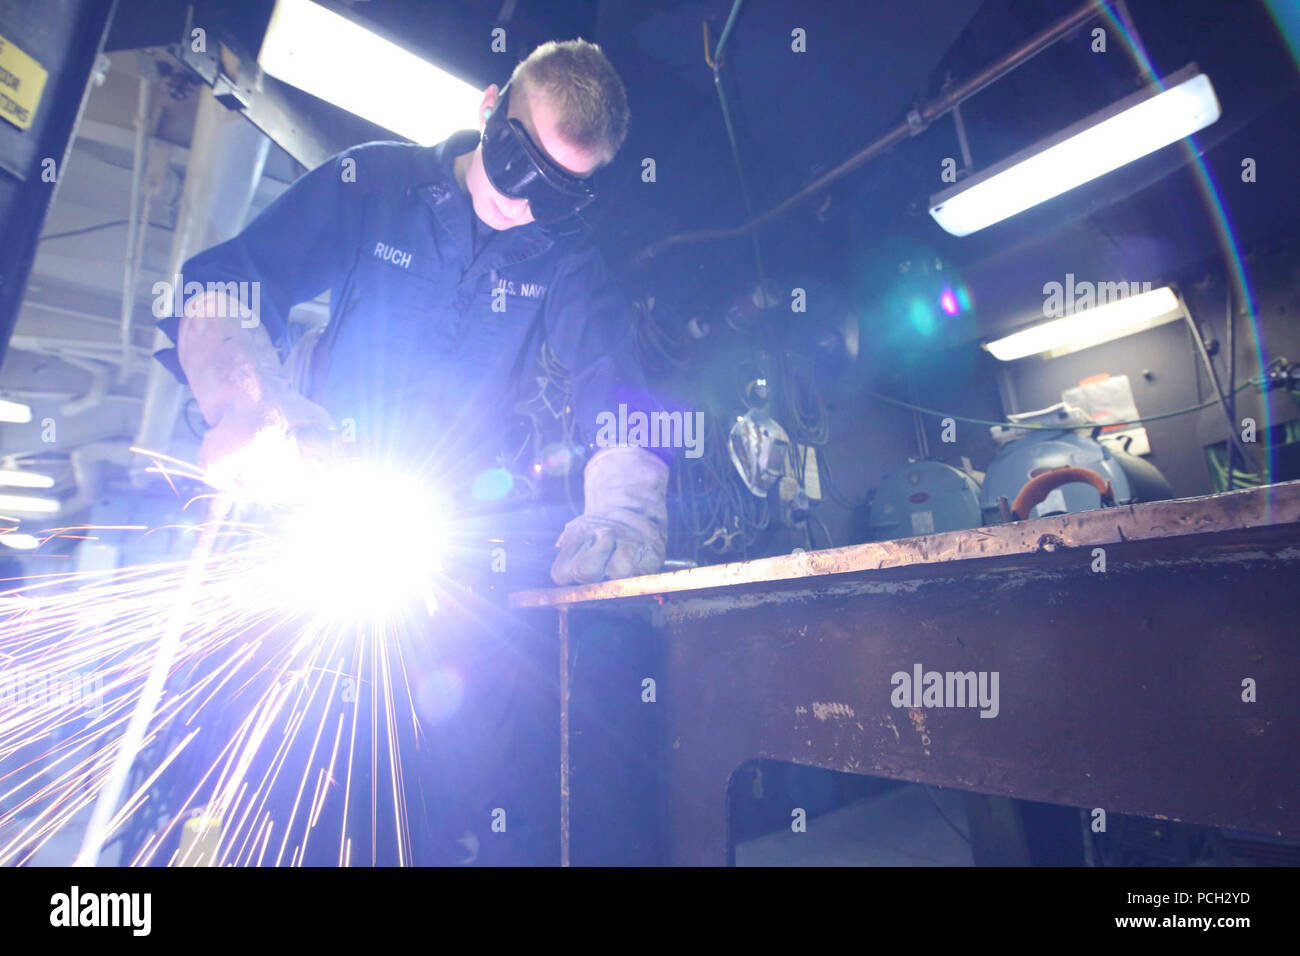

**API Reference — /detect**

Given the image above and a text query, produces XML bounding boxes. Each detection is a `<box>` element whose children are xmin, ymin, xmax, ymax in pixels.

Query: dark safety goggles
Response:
<box><xmin>480</xmin><ymin>82</ymin><xmax>596</xmax><ymax>224</ymax></box>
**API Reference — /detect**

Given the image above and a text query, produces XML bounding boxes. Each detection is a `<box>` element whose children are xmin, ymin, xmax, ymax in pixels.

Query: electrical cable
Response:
<box><xmin>1225</xmin><ymin>283</ymin><xmax>1237</xmax><ymax>490</ymax></box>
<box><xmin>1182</xmin><ymin>308</ymin><xmax>1257</xmax><ymax>478</ymax></box>
<box><xmin>634</xmin><ymin>300</ymin><xmax>690</xmax><ymax>371</ymax></box>
<box><xmin>671</xmin><ymin>408</ymin><xmax>774</xmax><ymax>561</ymax></box>
<box><xmin>779</xmin><ymin>351</ymin><xmax>830</xmax><ymax>445</ymax></box>
<box><xmin>816</xmin><ymin>444</ymin><xmax>869</xmax><ymax>510</ymax></box>
<box><xmin>808</xmin><ymin>512</ymin><xmax>833</xmax><ymax>549</ymax></box>
<box><xmin>702</xmin><ymin>5</ymin><xmax>766</xmax><ymax>287</ymax></box>
<box><xmin>633</xmin><ymin>0</ymin><xmax>1114</xmax><ymax>267</ymax></box>
<box><xmin>40</xmin><ymin>220</ymin><xmax>173</xmax><ymax>242</ymax></box>
<box><xmin>707</xmin><ymin>0</ymin><xmax>746</xmax><ymax>65</ymax></box>
<box><xmin>865</xmin><ymin>377</ymin><xmax>1259</xmax><ymax>431</ymax></box>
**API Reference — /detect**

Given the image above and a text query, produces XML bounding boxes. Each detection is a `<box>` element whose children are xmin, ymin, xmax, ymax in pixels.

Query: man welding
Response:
<box><xmin>157</xmin><ymin>38</ymin><xmax>667</xmax><ymax>586</ymax></box>
<box><xmin>153</xmin><ymin>40</ymin><xmax>669</xmax><ymax>864</ymax></box>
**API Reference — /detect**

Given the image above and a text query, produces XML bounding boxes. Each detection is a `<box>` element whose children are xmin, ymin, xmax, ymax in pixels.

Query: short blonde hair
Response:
<box><xmin>510</xmin><ymin>39</ymin><xmax>630</xmax><ymax>165</ymax></box>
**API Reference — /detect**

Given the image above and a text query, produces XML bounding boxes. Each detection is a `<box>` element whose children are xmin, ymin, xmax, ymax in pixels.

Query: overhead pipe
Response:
<box><xmin>54</xmin><ymin>356</ymin><xmax>110</xmax><ymax>417</ymax></box>
<box><xmin>633</xmin><ymin>0</ymin><xmax>1116</xmax><ymax>266</ymax></box>
<box><xmin>2</xmin><ymin>389</ymin><xmax>142</xmax><ymax>405</ymax></box>
<box><xmin>9</xmin><ymin>333</ymin><xmax>151</xmax><ymax>358</ymax></box>
<box><xmin>131</xmin><ymin>87</ymin><xmax>271</xmax><ymax>473</ymax></box>
<box><xmin>4</xmin><ymin>336</ymin><xmax>139</xmax><ymax>418</ymax></box>
<box><xmin>118</xmin><ymin>55</ymin><xmax>157</xmax><ymax>382</ymax></box>
<box><xmin>59</xmin><ymin>439</ymin><xmax>135</xmax><ymax>518</ymax></box>
<box><xmin>27</xmin><ymin>300</ymin><xmax>147</xmax><ymax>328</ymax></box>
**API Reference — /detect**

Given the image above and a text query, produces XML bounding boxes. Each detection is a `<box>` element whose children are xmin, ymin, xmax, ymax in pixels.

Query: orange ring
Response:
<box><xmin>1010</xmin><ymin>466</ymin><xmax>1114</xmax><ymax>520</ymax></box>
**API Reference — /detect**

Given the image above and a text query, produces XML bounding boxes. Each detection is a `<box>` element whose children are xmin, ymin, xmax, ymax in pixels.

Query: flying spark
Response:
<box><xmin>0</xmin><ymin>452</ymin><xmax>451</xmax><ymax>867</ymax></box>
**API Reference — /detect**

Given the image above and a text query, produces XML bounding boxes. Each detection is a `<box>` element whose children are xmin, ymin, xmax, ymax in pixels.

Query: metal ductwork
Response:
<box><xmin>131</xmin><ymin>85</ymin><xmax>270</xmax><ymax>475</ymax></box>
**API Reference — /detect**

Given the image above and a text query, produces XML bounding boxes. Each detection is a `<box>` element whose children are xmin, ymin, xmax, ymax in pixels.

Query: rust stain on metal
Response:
<box><xmin>1036</xmin><ymin>533</ymin><xmax>1065</xmax><ymax>553</ymax></box>
<box><xmin>907</xmin><ymin>707</ymin><xmax>933</xmax><ymax>757</ymax></box>
<box><xmin>811</xmin><ymin>701</ymin><xmax>855</xmax><ymax>721</ymax></box>
<box><xmin>881</xmin><ymin>714</ymin><xmax>901</xmax><ymax>742</ymax></box>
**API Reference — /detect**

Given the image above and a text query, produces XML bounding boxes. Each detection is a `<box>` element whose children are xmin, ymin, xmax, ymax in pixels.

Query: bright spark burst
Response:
<box><xmin>0</xmin><ymin>451</ymin><xmax>450</xmax><ymax>867</ymax></box>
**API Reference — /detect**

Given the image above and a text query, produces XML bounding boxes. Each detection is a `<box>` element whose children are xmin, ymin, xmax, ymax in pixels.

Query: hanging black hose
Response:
<box><xmin>778</xmin><ymin>350</ymin><xmax>830</xmax><ymax>446</ymax></box>
<box><xmin>702</xmin><ymin>4</ymin><xmax>766</xmax><ymax>287</ymax></box>
<box><xmin>1225</xmin><ymin>283</ymin><xmax>1237</xmax><ymax>491</ymax></box>
<box><xmin>1182</xmin><ymin>306</ymin><xmax>1256</xmax><ymax>480</ymax></box>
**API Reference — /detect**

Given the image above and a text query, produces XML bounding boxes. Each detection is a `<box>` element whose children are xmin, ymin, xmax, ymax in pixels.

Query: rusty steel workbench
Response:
<box><xmin>510</xmin><ymin>481</ymin><xmax>1300</xmax><ymax>865</ymax></box>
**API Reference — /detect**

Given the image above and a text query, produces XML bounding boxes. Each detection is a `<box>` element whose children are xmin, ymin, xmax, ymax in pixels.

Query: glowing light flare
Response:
<box><xmin>470</xmin><ymin>467</ymin><xmax>513</xmax><ymax>502</ymax></box>
<box><xmin>939</xmin><ymin>289</ymin><xmax>959</xmax><ymax>316</ymax></box>
<box><xmin>201</xmin><ymin>428</ymin><xmax>318</xmax><ymax>508</ymax></box>
<box><xmin>907</xmin><ymin>297</ymin><xmax>937</xmax><ymax>337</ymax></box>
<box><xmin>270</xmin><ymin>464</ymin><xmax>445</xmax><ymax>621</ymax></box>
<box><xmin>539</xmin><ymin>442</ymin><xmax>577</xmax><ymax>477</ymax></box>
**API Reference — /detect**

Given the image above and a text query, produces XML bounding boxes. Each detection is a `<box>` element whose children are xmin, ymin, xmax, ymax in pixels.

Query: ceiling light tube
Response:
<box><xmin>985</xmin><ymin>286</ymin><xmax>1181</xmax><ymax>361</ymax></box>
<box><xmin>930</xmin><ymin>64</ymin><xmax>1221</xmax><ymax>237</ymax></box>
<box><xmin>0</xmin><ymin>470</ymin><xmax>55</xmax><ymax>488</ymax></box>
<box><xmin>0</xmin><ymin>494</ymin><xmax>60</xmax><ymax>514</ymax></box>
<box><xmin>0</xmin><ymin>399</ymin><xmax>33</xmax><ymax>423</ymax></box>
<box><xmin>258</xmin><ymin>0</ymin><xmax>482</xmax><ymax>146</ymax></box>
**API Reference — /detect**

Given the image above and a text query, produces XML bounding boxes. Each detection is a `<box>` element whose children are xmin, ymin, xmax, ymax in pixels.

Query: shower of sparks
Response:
<box><xmin>0</xmin><ymin>450</ymin><xmax>449</xmax><ymax>867</ymax></box>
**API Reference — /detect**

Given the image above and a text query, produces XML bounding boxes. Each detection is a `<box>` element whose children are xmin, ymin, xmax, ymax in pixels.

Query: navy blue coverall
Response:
<box><xmin>153</xmin><ymin>131</ymin><xmax>655</xmax><ymax>865</ymax></box>
<box><xmin>158</xmin><ymin>129</ymin><xmax>652</xmax><ymax>478</ymax></box>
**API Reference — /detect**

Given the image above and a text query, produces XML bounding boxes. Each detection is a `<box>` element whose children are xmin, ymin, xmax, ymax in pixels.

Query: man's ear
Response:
<box><xmin>478</xmin><ymin>84</ymin><xmax>501</xmax><ymax>130</ymax></box>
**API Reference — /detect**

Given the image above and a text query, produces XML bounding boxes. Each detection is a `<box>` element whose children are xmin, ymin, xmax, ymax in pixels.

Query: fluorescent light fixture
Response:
<box><xmin>259</xmin><ymin>0</ymin><xmax>482</xmax><ymax>146</ymax></box>
<box><xmin>0</xmin><ymin>469</ymin><xmax>54</xmax><ymax>488</ymax></box>
<box><xmin>930</xmin><ymin>65</ymin><xmax>1220</xmax><ymax>236</ymax></box>
<box><xmin>0</xmin><ymin>399</ymin><xmax>32</xmax><ymax>423</ymax></box>
<box><xmin>0</xmin><ymin>494</ymin><xmax>60</xmax><ymax>514</ymax></box>
<box><xmin>985</xmin><ymin>286</ymin><xmax>1180</xmax><ymax>361</ymax></box>
<box><xmin>0</xmin><ymin>533</ymin><xmax>40</xmax><ymax>550</ymax></box>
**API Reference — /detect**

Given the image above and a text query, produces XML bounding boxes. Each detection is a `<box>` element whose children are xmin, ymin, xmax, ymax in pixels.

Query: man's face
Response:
<box><xmin>463</xmin><ymin>80</ymin><xmax>604</xmax><ymax>230</ymax></box>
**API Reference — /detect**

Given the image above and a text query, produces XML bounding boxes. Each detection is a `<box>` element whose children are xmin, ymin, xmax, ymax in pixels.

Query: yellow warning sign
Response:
<box><xmin>0</xmin><ymin>32</ymin><xmax>48</xmax><ymax>131</ymax></box>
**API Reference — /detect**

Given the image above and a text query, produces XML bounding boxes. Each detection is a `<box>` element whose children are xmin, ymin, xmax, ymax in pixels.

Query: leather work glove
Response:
<box><xmin>179</xmin><ymin>291</ymin><xmax>334</xmax><ymax>504</ymax></box>
<box><xmin>551</xmin><ymin>445</ymin><xmax>670</xmax><ymax>585</ymax></box>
